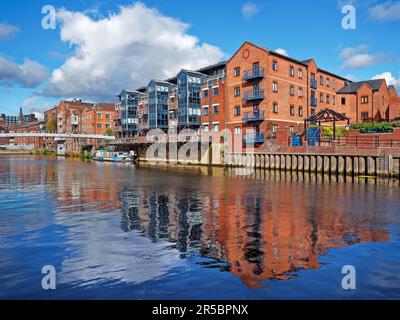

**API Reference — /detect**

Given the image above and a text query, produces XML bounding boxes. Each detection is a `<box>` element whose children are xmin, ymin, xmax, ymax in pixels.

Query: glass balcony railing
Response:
<box><xmin>243</xmin><ymin>68</ymin><xmax>264</xmax><ymax>81</ymax></box>
<box><xmin>310</xmin><ymin>79</ymin><xmax>318</xmax><ymax>89</ymax></box>
<box><xmin>243</xmin><ymin>111</ymin><xmax>265</xmax><ymax>122</ymax></box>
<box><xmin>243</xmin><ymin>90</ymin><xmax>265</xmax><ymax>101</ymax></box>
<box><xmin>243</xmin><ymin>133</ymin><xmax>265</xmax><ymax>144</ymax></box>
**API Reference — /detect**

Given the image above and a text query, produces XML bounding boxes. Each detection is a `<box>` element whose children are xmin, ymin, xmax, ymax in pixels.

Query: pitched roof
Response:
<box><xmin>337</xmin><ymin>79</ymin><xmax>385</xmax><ymax>94</ymax></box>
<box><xmin>94</xmin><ymin>103</ymin><xmax>115</xmax><ymax>111</ymax></box>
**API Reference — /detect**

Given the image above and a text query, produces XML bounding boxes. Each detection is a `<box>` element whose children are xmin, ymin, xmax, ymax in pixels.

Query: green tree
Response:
<box><xmin>106</xmin><ymin>128</ymin><xmax>113</xmax><ymax>136</ymax></box>
<box><xmin>46</xmin><ymin>117</ymin><xmax>57</xmax><ymax>133</ymax></box>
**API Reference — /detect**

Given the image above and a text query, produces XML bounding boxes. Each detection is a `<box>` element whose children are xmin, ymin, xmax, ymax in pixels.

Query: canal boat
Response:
<box><xmin>93</xmin><ymin>150</ymin><xmax>137</xmax><ymax>163</ymax></box>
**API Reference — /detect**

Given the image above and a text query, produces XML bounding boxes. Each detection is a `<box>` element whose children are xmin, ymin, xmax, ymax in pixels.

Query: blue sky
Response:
<box><xmin>0</xmin><ymin>0</ymin><xmax>399</xmax><ymax>117</ymax></box>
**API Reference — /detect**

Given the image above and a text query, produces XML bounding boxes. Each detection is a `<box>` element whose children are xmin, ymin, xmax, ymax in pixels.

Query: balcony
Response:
<box><xmin>243</xmin><ymin>68</ymin><xmax>264</xmax><ymax>81</ymax></box>
<box><xmin>243</xmin><ymin>90</ymin><xmax>265</xmax><ymax>102</ymax></box>
<box><xmin>243</xmin><ymin>133</ymin><xmax>265</xmax><ymax>145</ymax></box>
<box><xmin>310</xmin><ymin>97</ymin><xmax>318</xmax><ymax>107</ymax></box>
<box><xmin>243</xmin><ymin>111</ymin><xmax>265</xmax><ymax>122</ymax></box>
<box><xmin>310</xmin><ymin>79</ymin><xmax>318</xmax><ymax>89</ymax></box>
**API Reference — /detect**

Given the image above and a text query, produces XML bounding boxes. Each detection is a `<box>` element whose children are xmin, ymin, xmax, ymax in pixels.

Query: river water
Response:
<box><xmin>0</xmin><ymin>155</ymin><xmax>399</xmax><ymax>299</ymax></box>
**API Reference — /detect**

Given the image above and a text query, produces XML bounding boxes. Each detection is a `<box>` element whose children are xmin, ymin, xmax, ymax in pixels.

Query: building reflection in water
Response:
<box><xmin>1</xmin><ymin>157</ymin><xmax>391</xmax><ymax>288</ymax></box>
<box><xmin>119</xmin><ymin>174</ymin><xmax>388</xmax><ymax>288</ymax></box>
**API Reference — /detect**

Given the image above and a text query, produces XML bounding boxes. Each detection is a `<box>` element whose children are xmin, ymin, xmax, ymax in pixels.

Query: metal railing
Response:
<box><xmin>243</xmin><ymin>111</ymin><xmax>265</xmax><ymax>122</ymax></box>
<box><xmin>288</xmin><ymin>135</ymin><xmax>400</xmax><ymax>148</ymax></box>
<box><xmin>243</xmin><ymin>68</ymin><xmax>264</xmax><ymax>81</ymax></box>
<box><xmin>310</xmin><ymin>79</ymin><xmax>318</xmax><ymax>89</ymax></box>
<box><xmin>310</xmin><ymin>97</ymin><xmax>318</xmax><ymax>107</ymax></box>
<box><xmin>243</xmin><ymin>90</ymin><xmax>265</xmax><ymax>101</ymax></box>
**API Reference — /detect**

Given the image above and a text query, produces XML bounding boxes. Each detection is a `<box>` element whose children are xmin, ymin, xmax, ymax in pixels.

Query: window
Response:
<box><xmin>341</xmin><ymin>97</ymin><xmax>346</xmax><ymax>105</ymax></box>
<box><xmin>97</xmin><ymin>113</ymin><xmax>102</xmax><ymax>119</ymax></box>
<box><xmin>234</xmin><ymin>126</ymin><xmax>241</xmax><ymax>135</ymax></box>
<box><xmin>272</xmin><ymin>124</ymin><xmax>278</xmax><ymax>133</ymax></box>
<box><xmin>290</xmin><ymin>126</ymin><xmax>295</xmax><ymax>134</ymax></box>
<box><xmin>204</xmin><ymin>124</ymin><xmax>209</xmax><ymax>132</ymax></box>
<box><xmin>320</xmin><ymin>94</ymin><xmax>324</xmax><ymax>102</ymax></box>
<box><xmin>320</xmin><ymin>76</ymin><xmax>324</xmax><ymax>85</ymax></box>
<box><xmin>326</xmin><ymin>95</ymin><xmax>330</xmax><ymax>104</ymax></box>
<box><xmin>106</xmin><ymin>114</ymin><xmax>111</xmax><ymax>119</ymax></box>
<box><xmin>290</xmin><ymin>105</ymin><xmax>295</xmax><ymax>116</ymax></box>
<box><xmin>272</xmin><ymin>60</ymin><xmax>278</xmax><ymax>71</ymax></box>
<box><xmin>213</xmin><ymin>87</ymin><xmax>219</xmax><ymax>96</ymax></box>
<box><xmin>213</xmin><ymin>123</ymin><xmax>219</xmax><ymax>132</ymax></box>
<box><xmin>234</xmin><ymin>106</ymin><xmax>241</xmax><ymax>116</ymax></box>
<box><xmin>272</xmin><ymin>82</ymin><xmax>278</xmax><ymax>92</ymax></box>
<box><xmin>298</xmin><ymin>106</ymin><xmax>303</xmax><ymax>117</ymax></box>
<box><xmin>213</xmin><ymin>104</ymin><xmax>219</xmax><ymax>114</ymax></box>
<box><xmin>289</xmin><ymin>66</ymin><xmax>294</xmax><ymax>76</ymax></box>
<box><xmin>298</xmin><ymin>88</ymin><xmax>303</xmax><ymax>97</ymax></box>
<box><xmin>234</xmin><ymin>87</ymin><xmax>240</xmax><ymax>96</ymax></box>
<box><xmin>203</xmin><ymin>89</ymin><xmax>209</xmax><ymax>99</ymax></box>
<box><xmin>326</xmin><ymin>78</ymin><xmax>330</xmax><ymax>87</ymax></box>
<box><xmin>272</xmin><ymin>103</ymin><xmax>278</xmax><ymax>113</ymax></box>
<box><xmin>97</xmin><ymin>123</ymin><xmax>102</xmax><ymax>129</ymax></box>
<box><xmin>106</xmin><ymin>124</ymin><xmax>111</xmax><ymax>129</ymax></box>
<box><xmin>298</xmin><ymin>69</ymin><xmax>303</xmax><ymax>78</ymax></box>
<box><xmin>203</xmin><ymin>107</ymin><xmax>209</xmax><ymax>116</ymax></box>
<box><xmin>361</xmin><ymin>96</ymin><xmax>369</xmax><ymax>104</ymax></box>
<box><xmin>290</xmin><ymin>86</ymin><xmax>295</xmax><ymax>96</ymax></box>
<box><xmin>234</xmin><ymin>67</ymin><xmax>240</xmax><ymax>77</ymax></box>
<box><xmin>361</xmin><ymin>112</ymin><xmax>369</xmax><ymax>121</ymax></box>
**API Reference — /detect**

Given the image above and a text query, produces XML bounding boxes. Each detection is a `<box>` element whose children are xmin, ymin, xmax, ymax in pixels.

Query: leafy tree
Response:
<box><xmin>46</xmin><ymin>117</ymin><xmax>57</xmax><ymax>133</ymax></box>
<box><xmin>106</xmin><ymin>128</ymin><xmax>113</xmax><ymax>136</ymax></box>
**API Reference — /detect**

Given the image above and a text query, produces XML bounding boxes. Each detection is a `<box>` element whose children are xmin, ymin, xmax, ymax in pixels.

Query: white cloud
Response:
<box><xmin>275</xmin><ymin>48</ymin><xmax>288</xmax><ymax>56</ymax></box>
<box><xmin>0</xmin><ymin>56</ymin><xmax>48</xmax><ymax>88</ymax></box>
<box><xmin>339</xmin><ymin>45</ymin><xmax>386</xmax><ymax>69</ymax></box>
<box><xmin>43</xmin><ymin>2</ymin><xmax>225</xmax><ymax>99</ymax></box>
<box><xmin>372</xmin><ymin>72</ymin><xmax>400</xmax><ymax>91</ymax></box>
<box><xmin>21</xmin><ymin>95</ymin><xmax>55</xmax><ymax>120</ymax></box>
<box><xmin>0</xmin><ymin>23</ymin><xmax>19</xmax><ymax>40</ymax></box>
<box><xmin>241</xmin><ymin>2</ymin><xmax>261</xmax><ymax>19</ymax></box>
<box><xmin>368</xmin><ymin>1</ymin><xmax>400</xmax><ymax>22</ymax></box>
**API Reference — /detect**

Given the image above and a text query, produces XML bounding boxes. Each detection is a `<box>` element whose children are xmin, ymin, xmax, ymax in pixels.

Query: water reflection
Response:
<box><xmin>0</xmin><ymin>156</ymin><xmax>396</xmax><ymax>292</ymax></box>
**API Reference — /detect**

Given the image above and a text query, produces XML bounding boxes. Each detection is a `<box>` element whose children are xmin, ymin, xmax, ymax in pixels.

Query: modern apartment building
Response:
<box><xmin>148</xmin><ymin>80</ymin><xmax>172</xmax><ymax>130</ymax></box>
<box><xmin>118</xmin><ymin>90</ymin><xmax>144</xmax><ymax>137</ymax></box>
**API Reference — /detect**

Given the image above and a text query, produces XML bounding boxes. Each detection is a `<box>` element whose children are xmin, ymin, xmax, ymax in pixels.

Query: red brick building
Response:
<box><xmin>223</xmin><ymin>42</ymin><xmax>348</xmax><ymax>150</ymax></box>
<box><xmin>337</xmin><ymin>79</ymin><xmax>395</xmax><ymax>123</ymax></box>
<box><xmin>11</xmin><ymin>121</ymin><xmax>46</xmax><ymax>149</ymax></box>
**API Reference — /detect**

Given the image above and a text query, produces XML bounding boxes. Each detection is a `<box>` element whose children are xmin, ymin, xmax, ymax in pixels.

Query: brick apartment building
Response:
<box><xmin>32</xmin><ymin>41</ymin><xmax>399</xmax><ymax>153</ymax></box>
<box><xmin>114</xmin><ymin>40</ymin><xmax>399</xmax><ymax>152</ymax></box>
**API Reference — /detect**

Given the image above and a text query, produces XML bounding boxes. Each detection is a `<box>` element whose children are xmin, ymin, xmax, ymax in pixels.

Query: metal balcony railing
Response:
<box><xmin>310</xmin><ymin>79</ymin><xmax>318</xmax><ymax>89</ymax></box>
<box><xmin>310</xmin><ymin>97</ymin><xmax>318</xmax><ymax>107</ymax></box>
<box><xmin>243</xmin><ymin>133</ymin><xmax>265</xmax><ymax>144</ymax></box>
<box><xmin>243</xmin><ymin>90</ymin><xmax>265</xmax><ymax>101</ymax></box>
<box><xmin>243</xmin><ymin>111</ymin><xmax>265</xmax><ymax>122</ymax></box>
<box><xmin>243</xmin><ymin>68</ymin><xmax>264</xmax><ymax>81</ymax></box>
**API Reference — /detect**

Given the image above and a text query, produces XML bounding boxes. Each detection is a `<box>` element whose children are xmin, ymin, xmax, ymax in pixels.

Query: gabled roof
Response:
<box><xmin>230</xmin><ymin>41</ymin><xmax>350</xmax><ymax>82</ymax></box>
<box><xmin>337</xmin><ymin>79</ymin><xmax>385</xmax><ymax>94</ymax></box>
<box><xmin>92</xmin><ymin>103</ymin><xmax>115</xmax><ymax>111</ymax></box>
<box><xmin>305</xmin><ymin>108</ymin><xmax>349</xmax><ymax>123</ymax></box>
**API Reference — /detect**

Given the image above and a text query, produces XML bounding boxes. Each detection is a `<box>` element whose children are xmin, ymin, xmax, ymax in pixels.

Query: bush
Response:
<box><xmin>350</xmin><ymin>122</ymin><xmax>394</xmax><ymax>134</ymax></box>
<box><xmin>35</xmin><ymin>148</ymin><xmax>55</xmax><ymax>156</ymax></box>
